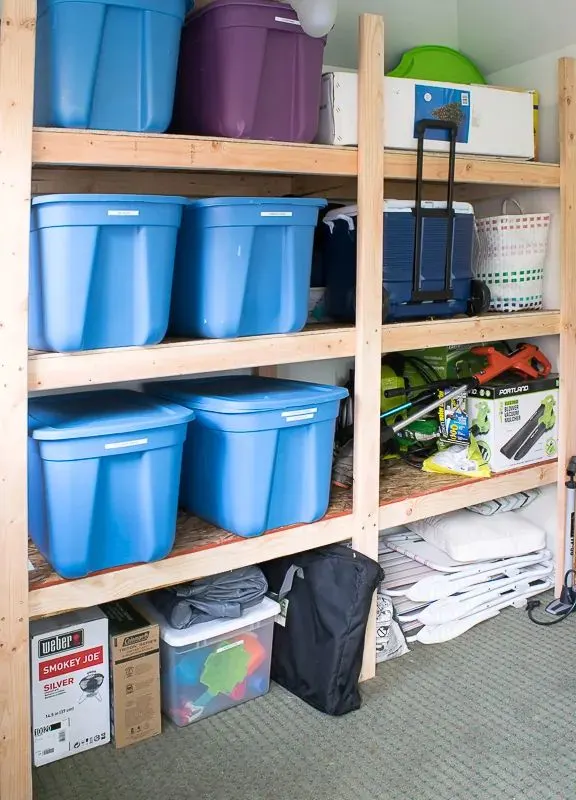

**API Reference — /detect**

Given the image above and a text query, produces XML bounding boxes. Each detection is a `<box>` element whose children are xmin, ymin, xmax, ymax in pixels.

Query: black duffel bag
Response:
<box><xmin>261</xmin><ymin>544</ymin><xmax>383</xmax><ymax>716</ymax></box>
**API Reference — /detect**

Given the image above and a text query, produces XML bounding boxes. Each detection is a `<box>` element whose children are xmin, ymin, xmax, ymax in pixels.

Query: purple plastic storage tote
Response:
<box><xmin>172</xmin><ymin>0</ymin><xmax>326</xmax><ymax>142</ymax></box>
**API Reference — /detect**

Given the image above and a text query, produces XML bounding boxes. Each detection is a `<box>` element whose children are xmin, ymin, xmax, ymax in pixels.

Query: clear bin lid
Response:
<box><xmin>29</xmin><ymin>390</ymin><xmax>194</xmax><ymax>441</ymax></box>
<box><xmin>147</xmin><ymin>376</ymin><xmax>348</xmax><ymax>414</ymax></box>
<box><xmin>131</xmin><ymin>595</ymin><xmax>280</xmax><ymax>647</ymax></box>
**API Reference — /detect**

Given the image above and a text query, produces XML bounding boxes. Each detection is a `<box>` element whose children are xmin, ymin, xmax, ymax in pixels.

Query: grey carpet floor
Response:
<box><xmin>33</xmin><ymin>603</ymin><xmax>576</xmax><ymax>800</ymax></box>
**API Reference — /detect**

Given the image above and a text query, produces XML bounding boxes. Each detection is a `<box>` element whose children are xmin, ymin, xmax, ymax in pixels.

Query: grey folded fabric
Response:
<box><xmin>149</xmin><ymin>566</ymin><xmax>269</xmax><ymax>629</ymax></box>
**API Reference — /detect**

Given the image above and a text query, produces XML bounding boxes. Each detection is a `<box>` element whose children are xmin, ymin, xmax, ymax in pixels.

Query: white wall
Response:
<box><xmin>458</xmin><ymin>1</ymin><xmax>576</xmax><ymax>77</ymax></box>
<box><xmin>324</xmin><ymin>0</ymin><xmax>458</xmax><ymax>70</ymax></box>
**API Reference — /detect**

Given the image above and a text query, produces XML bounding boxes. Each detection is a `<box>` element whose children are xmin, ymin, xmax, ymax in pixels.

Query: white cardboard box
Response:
<box><xmin>467</xmin><ymin>375</ymin><xmax>559</xmax><ymax>474</ymax></box>
<box><xmin>30</xmin><ymin>608</ymin><xmax>110</xmax><ymax>766</ymax></box>
<box><xmin>317</xmin><ymin>71</ymin><xmax>535</xmax><ymax>159</ymax></box>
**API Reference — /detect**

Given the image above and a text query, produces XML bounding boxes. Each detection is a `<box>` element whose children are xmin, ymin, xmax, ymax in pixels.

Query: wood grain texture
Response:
<box><xmin>31</xmin><ymin>166</ymin><xmax>292</xmax><ymax>198</ymax></box>
<box><xmin>32</xmin><ymin>128</ymin><xmax>358</xmax><ymax>176</ymax></box>
<box><xmin>29</xmin><ymin>512</ymin><xmax>353</xmax><ymax>620</ymax></box>
<box><xmin>28</xmin><ymin>460</ymin><xmax>557</xmax><ymax>620</ymax></box>
<box><xmin>29</xmin><ymin>326</ymin><xmax>356</xmax><ymax>392</ymax></box>
<box><xmin>557</xmin><ymin>58</ymin><xmax>576</xmax><ymax>593</ymax></box>
<box><xmin>32</xmin><ymin>129</ymin><xmax>560</xmax><ymax>186</ymax></box>
<box><xmin>379</xmin><ymin>461</ymin><xmax>557</xmax><ymax>530</ymax></box>
<box><xmin>0</xmin><ymin>2</ymin><xmax>35</xmax><ymax>798</ymax></box>
<box><xmin>353</xmin><ymin>14</ymin><xmax>385</xmax><ymax>682</ymax></box>
<box><xmin>381</xmin><ymin>311</ymin><xmax>560</xmax><ymax>353</ymax></box>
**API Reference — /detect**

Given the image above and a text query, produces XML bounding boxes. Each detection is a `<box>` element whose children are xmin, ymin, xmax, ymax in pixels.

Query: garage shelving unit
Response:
<box><xmin>1</xmin><ymin>4</ymin><xmax>575</xmax><ymax>798</ymax></box>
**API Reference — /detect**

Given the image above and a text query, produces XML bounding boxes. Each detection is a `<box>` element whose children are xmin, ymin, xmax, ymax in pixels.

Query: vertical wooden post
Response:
<box><xmin>557</xmin><ymin>57</ymin><xmax>576</xmax><ymax>594</ymax></box>
<box><xmin>0</xmin><ymin>2</ymin><xmax>36</xmax><ymax>798</ymax></box>
<box><xmin>353</xmin><ymin>13</ymin><xmax>384</xmax><ymax>681</ymax></box>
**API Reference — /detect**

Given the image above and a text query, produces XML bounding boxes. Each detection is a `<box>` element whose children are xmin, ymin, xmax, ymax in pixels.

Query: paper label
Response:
<box><xmin>261</xmin><ymin>211</ymin><xmax>293</xmax><ymax>217</ymax></box>
<box><xmin>274</xmin><ymin>16</ymin><xmax>301</xmax><ymax>25</ymax></box>
<box><xmin>107</xmin><ymin>210</ymin><xmax>140</xmax><ymax>217</ymax></box>
<box><xmin>34</xmin><ymin>719</ymin><xmax>71</xmax><ymax>762</ymax></box>
<box><xmin>414</xmin><ymin>84</ymin><xmax>471</xmax><ymax>144</ymax></box>
<box><xmin>104</xmin><ymin>438</ymin><xmax>148</xmax><ymax>451</ymax></box>
<box><xmin>276</xmin><ymin>598</ymin><xmax>289</xmax><ymax>627</ymax></box>
<box><xmin>282</xmin><ymin>408</ymin><xmax>317</xmax><ymax>424</ymax></box>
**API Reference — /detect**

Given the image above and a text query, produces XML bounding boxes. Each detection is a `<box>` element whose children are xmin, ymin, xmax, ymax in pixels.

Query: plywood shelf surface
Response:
<box><xmin>28</xmin><ymin>459</ymin><xmax>556</xmax><ymax>620</ymax></box>
<box><xmin>378</xmin><ymin>459</ymin><xmax>557</xmax><ymax>528</ymax></box>
<box><xmin>33</xmin><ymin>128</ymin><xmax>560</xmax><ymax>188</ymax></box>
<box><xmin>28</xmin><ymin>491</ymin><xmax>354</xmax><ymax>619</ymax></box>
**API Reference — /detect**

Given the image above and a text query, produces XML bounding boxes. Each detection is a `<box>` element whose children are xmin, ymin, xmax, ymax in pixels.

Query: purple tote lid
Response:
<box><xmin>189</xmin><ymin>0</ymin><xmax>300</xmax><ymax>21</ymax></box>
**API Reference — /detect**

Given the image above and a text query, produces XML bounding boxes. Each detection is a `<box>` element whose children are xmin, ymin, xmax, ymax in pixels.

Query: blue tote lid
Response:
<box><xmin>188</xmin><ymin>197</ymin><xmax>328</xmax><ymax>210</ymax></box>
<box><xmin>32</xmin><ymin>194</ymin><xmax>188</xmax><ymax>207</ymax></box>
<box><xmin>148</xmin><ymin>376</ymin><xmax>348</xmax><ymax>414</ymax></box>
<box><xmin>37</xmin><ymin>0</ymin><xmax>188</xmax><ymax>20</ymax></box>
<box><xmin>29</xmin><ymin>390</ymin><xmax>194</xmax><ymax>441</ymax></box>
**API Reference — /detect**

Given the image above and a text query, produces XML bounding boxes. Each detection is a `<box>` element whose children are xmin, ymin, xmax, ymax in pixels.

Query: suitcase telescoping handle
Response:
<box><xmin>411</xmin><ymin>118</ymin><xmax>458</xmax><ymax>304</ymax></box>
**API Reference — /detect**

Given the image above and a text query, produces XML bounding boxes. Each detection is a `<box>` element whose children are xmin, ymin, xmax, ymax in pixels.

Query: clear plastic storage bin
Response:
<box><xmin>131</xmin><ymin>595</ymin><xmax>280</xmax><ymax>726</ymax></box>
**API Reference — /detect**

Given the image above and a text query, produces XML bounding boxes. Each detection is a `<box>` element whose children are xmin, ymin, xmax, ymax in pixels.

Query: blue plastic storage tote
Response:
<box><xmin>147</xmin><ymin>376</ymin><xmax>348</xmax><ymax>537</ymax></box>
<box><xmin>30</xmin><ymin>194</ymin><xmax>187</xmax><ymax>352</ymax></box>
<box><xmin>28</xmin><ymin>390</ymin><xmax>194</xmax><ymax>579</ymax></box>
<box><xmin>169</xmin><ymin>197</ymin><xmax>327</xmax><ymax>339</ymax></box>
<box><xmin>322</xmin><ymin>200</ymin><xmax>475</xmax><ymax>322</ymax></box>
<box><xmin>34</xmin><ymin>0</ymin><xmax>187</xmax><ymax>131</ymax></box>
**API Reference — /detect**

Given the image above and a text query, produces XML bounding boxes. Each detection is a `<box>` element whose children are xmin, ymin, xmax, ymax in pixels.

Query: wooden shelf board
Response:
<box><xmin>378</xmin><ymin>459</ymin><xmax>557</xmax><ymax>529</ymax></box>
<box><xmin>28</xmin><ymin>325</ymin><xmax>355</xmax><ymax>392</ymax></box>
<box><xmin>32</xmin><ymin>128</ymin><xmax>358</xmax><ymax>177</ymax></box>
<box><xmin>28</xmin><ymin>459</ymin><xmax>557</xmax><ymax>619</ymax></box>
<box><xmin>33</xmin><ymin>129</ymin><xmax>560</xmax><ymax>187</ymax></box>
<box><xmin>382</xmin><ymin>311</ymin><xmax>560</xmax><ymax>353</ymax></box>
<box><xmin>384</xmin><ymin>150</ymin><xmax>560</xmax><ymax>188</ymax></box>
<box><xmin>28</xmin><ymin>488</ymin><xmax>353</xmax><ymax>619</ymax></box>
<box><xmin>29</xmin><ymin>313</ymin><xmax>559</xmax><ymax>393</ymax></box>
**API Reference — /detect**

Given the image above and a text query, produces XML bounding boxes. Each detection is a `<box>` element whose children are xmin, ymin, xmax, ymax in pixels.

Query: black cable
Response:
<box><xmin>527</xmin><ymin>570</ymin><xmax>576</xmax><ymax>626</ymax></box>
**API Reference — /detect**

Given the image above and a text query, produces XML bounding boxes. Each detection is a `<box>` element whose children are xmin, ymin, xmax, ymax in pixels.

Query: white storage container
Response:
<box><xmin>131</xmin><ymin>595</ymin><xmax>279</xmax><ymax>727</ymax></box>
<box><xmin>317</xmin><ymin>71</ymin><xmax>535</xmax><ymax>159</ymax></box>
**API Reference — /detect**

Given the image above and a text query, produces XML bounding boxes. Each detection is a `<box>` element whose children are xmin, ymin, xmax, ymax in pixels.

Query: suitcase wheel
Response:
<box><xmin>467</xmin><ymin>280</ymin><xmax>491</xmax><ymax>316</ymax></box>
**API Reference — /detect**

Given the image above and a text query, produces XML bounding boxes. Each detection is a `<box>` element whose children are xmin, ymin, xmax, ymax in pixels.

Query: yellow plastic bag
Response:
<box><xmin>422</xmin><ymin>437</ymin><xmax>491</xmax><ymax>478</ymax></box>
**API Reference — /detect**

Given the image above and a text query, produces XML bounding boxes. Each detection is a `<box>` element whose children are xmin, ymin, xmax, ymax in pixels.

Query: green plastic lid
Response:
<box><xmin>387</xmin><ymin>45</ymin><xmax>486</xmax><ymax>85</ymax></box>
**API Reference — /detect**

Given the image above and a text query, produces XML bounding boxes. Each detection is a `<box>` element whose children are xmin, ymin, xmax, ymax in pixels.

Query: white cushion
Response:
<box><xmin>406</xmin><ymin>509</ymin><xmax>546</xmax><ymax>563</ymax></box>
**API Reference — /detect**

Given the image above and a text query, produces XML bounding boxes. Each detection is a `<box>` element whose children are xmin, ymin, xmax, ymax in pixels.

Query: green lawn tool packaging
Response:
<box><xmin>403</xmin><ymin>344</ymin><xmax>501</xmax><ymax>444</ymax></box>
<box><xmin>468</xmin><ymin>375</ymin><xmax>559</xmax><ymax>472</ymax></box>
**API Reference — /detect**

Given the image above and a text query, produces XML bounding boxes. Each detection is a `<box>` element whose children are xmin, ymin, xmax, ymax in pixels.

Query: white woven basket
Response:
<box><xmin>474</xmin><ymin>199</ymin><xmax>550</xmax><ymax>312</ymax></box>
